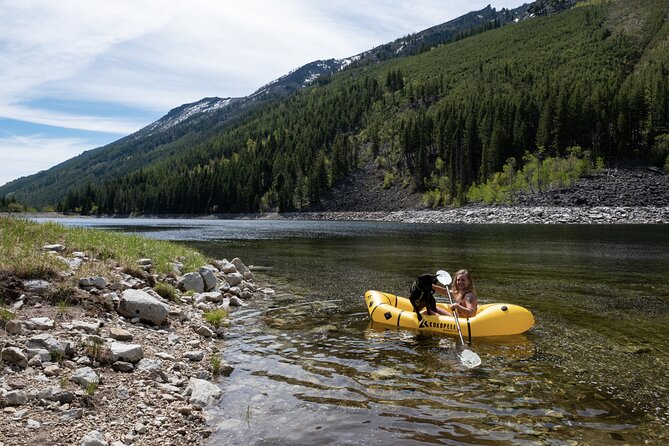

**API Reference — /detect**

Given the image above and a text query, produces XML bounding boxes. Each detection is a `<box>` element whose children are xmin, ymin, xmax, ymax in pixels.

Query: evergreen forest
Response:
<box><xmin>57</xmin><ymin>0</ymin><xmax>669</xmax><ymax>215</ymax></box>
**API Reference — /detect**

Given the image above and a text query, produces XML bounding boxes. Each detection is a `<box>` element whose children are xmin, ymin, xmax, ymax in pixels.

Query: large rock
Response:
<box><xmin>5</xmin><ymin>390</ymin><xmax>28</xmax><ymax>406</ymax></box>
<box><xmin>37</xmin><ymin>387</ymin><xmax>75</xmax><ymax>403</ymax></box>
<box><xmin>224</xmin><ymin>272</ymin><xmax>243</xmax><ymax>287</ymax></box>
<box><xmin>109</xmin><ymin>342</ymin><xmax>144</xmax><ymax>363</ymax></box>
<box><xmin>26</xmin><ymin>334</ymin><xmax>73</xmax><ymax>357</ymax></box>
<box><xmin>198</xmin><ymin>266</ymin><xmax>218</xmax><ymax>292</ymax></box>
<box><xmin>28</xmin><ymin>317</ymin><xmax>55</xmax><ymax>330</ymax></box>
<box><xmin>215</xmin><ymin>259</ymin><xmax>237</xmax><ymax>274</ymax></box>
<box><xmin>186</xmin><ymin>377</ymin><xmax>222</xmax><ymax>407</ymax></box>
<box><xmin>71</xmin><ymin>367</ymin><xmax>100</xmax><ymax>387</ymax></box>
<box><xmin>231</xmin><ymin>257</ymin><xmax>253</xmax><ymax>280</ymax></box>
<box><xmin>23</xmin><ymin>280</ymin><xmax>50</xmax><ymax>293</ymax></box>
<box><xmin>118</xmin><ymin>289</ymin><xmax>170</xmax><ymax>325</ymax></box>
<box><xmin>178</xmin><ymin>272</ymin><xmax>205</xmax><ymax>293</ymax></box>
<box><xmin>1</xmin><ymin>347</ymin><xmax>28</xmax><ymax>368</ymax></box>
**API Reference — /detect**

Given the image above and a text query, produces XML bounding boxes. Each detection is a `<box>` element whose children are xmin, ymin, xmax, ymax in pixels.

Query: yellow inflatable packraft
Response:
<box><xmin>364</xmin><ymin>290</ymin><xmax>534</xmax><ymax>337</ymax></box>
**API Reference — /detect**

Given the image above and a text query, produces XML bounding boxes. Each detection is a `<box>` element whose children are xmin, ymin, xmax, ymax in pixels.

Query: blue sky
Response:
<box><xmin>0</xmin><ymin>0</ymin><xmax>522</xmax><ymax>187</ymax></box>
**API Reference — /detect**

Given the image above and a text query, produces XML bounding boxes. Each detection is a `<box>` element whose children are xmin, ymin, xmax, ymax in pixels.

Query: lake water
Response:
<box><xmin>43</xmin><ymin>218</ymin><xmax>669</xmax><ymax>445</ymax></box>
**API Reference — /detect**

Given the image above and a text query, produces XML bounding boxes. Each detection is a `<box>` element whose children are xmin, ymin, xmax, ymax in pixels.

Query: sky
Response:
<box><xmin>0</xmin><ymin>0</ymin><xmax>523</xmax><ymax>187</ymax></box>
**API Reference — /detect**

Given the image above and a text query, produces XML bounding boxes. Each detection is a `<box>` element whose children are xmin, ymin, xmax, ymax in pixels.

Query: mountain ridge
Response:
<box><xmin>0</xmin><ymin>1</ymin><xmax>573</xmax><ymax>207</ymax></box>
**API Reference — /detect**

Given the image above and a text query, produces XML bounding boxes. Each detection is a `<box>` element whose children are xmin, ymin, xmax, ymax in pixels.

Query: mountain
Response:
<box><xmin>0</xmin><ymin>57</ymin><xmax>350</xmax><ymax>208</ymax></box>
<box><xmin>4</xmin><ymin>0</ymin><xmax>668</xmax><ymax>215</ymax></box>
<box><xmin>0</xmin><ymin>2</ymin><xmax>555</xmax><ymax>208</ymax></box>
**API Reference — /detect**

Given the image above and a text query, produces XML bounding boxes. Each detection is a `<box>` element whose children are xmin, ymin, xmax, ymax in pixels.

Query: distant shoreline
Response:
<box><xmin>6</xmin><ymin>205</ymin><xmax>668</xmax><ymax>224</ymax></box>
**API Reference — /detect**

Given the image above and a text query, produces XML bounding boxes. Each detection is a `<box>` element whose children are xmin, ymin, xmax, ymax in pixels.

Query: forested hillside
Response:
<box><xmin>0</xmin><ymin>4</ymin><xmax>530</xmax><ymax>209</ymax></box>
<box><xmin>48</xmin><ymin>0</ymin><xmax>669</xmax><ymax>213</ymax></box>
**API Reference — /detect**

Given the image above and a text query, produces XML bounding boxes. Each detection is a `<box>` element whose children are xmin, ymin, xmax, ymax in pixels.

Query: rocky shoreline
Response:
<box><xmin>1</xmin><ymin>244</ymin><xmax>271</xmax><ymax>446</ymax></box>
<box><xmin>262</xmin><ymin>205</ymin><xmax>669</xmax><ymax>224</ymax></box>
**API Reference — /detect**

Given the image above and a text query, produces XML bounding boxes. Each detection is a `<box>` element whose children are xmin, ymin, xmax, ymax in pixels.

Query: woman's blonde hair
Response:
<box><xmin>451</xmin><ymin>269</ymin><xmax>475</xmax><ymax>297</ymax></box>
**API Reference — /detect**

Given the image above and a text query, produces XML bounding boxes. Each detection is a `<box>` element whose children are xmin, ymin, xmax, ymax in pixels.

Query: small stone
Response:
<box><xmin>229</xmin><ymin>296</ymin><xmax>244</xmax><ymax>307</ymax></box>
<box><xmin>29</xmin><ymin>317</ymin><xmax>55</xmax><ymax>330</ymax></box>
<box><xmin>194</xmin><ymin>325</ymin><xmax>213</xmax><ymax>338</ymax></box>
<box><xmin>186</xmin><ymin>377</ymin><xmax>222</xmax><ymax>408</ymax></box>
<box><xmin>175</xmin><ymin>405</ymin><xmax>193</xmax><ymax>415</ymax></box>
<box><xmin>116</xmin><ymin>386</ymin><xmax>130</xmax><ymax>400</ymax></box>
<box><xmin>28</xmin><ymin>355</ymin><xmax>42</xmax><ymax>367</ymax></box>
<box><xmin>109</xmin><ymin>327</ymin><xmax>133</xmax><ymax>341</ymax></box>
<box><xmin>44</xmin><ymin>364</ymin><xmax>60</xmax><ymax>376</ymax></box>
<box><xmin>12</xmin><ymin>408</ymin><xmax>28</xmax><ymax>419</ymax></box>
<box><xmin>81</xmin><ymin>430</ymin><xmax>108</xmax><ymax>446</ymax></box>
<box><xmin>155</xmin><ymin>352</ymin><xmax>175</xmax><ymax>361</ymax></box>
<box><xmin>43</xmin><ymin>244</ymin><xmax>65</xmax><ymax>252</ymax></box>
<box><xmin>26</xmin><ymin>419</ymin><xmax>41</xmax><ymax>429</ymax></box>
<box><xmin>79</xmin><ymin>276</ymin><xmax>108</xmax><ymax>289</ymax></box>
<box><xmin>61</xmin><ymin>408</ymin><xmax>83</xmax><ymax>420</ymax></box>
<box><xmin>72</xmin><ymin>320</ymin><xmax>101</xmax><ymax>333</ymax></box>
<box><xmin>183</xmin><ymin>351</ymin><xmax>204</xmax><ymax>362</ymax></box>
<box><xmin>4</xmin><ymin>320</ymin><xmax>23</xmax><ymax>335</ymax></box>
<box><xmin>136</xmin><ymin>358</ymin><xmax>162</xmax><ymax>372</ymax></box>
<box><xmin>112</xmin><ymin>361</ymin><xmax>134</xmax><ymax>373</ymax></box>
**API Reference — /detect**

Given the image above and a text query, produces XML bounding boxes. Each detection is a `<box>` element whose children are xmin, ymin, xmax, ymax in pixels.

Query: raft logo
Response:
<box><xmin>384</xmin><ymin>311</ymin><xmax>392</xmax><ymax>320</ymax></box>
<box><xmin>418</xmin><ymin>320</ymin><xmax>455</xmax><ymax>331</ymax></box>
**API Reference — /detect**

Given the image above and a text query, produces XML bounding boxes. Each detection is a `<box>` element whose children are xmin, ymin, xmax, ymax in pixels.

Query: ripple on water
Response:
<box><xmin>208</xmin><ymin>291</ymin><xmax>659</xmax><ymax>446</ymax></box>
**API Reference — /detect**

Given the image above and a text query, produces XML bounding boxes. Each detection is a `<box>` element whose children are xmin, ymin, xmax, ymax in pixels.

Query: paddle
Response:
<box><xmin>436</xmin><ymin>270</ymin><xmax>482</xmax><ymax>369</ymax></box>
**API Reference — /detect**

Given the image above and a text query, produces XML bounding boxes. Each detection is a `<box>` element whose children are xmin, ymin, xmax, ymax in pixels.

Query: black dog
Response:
<box><xmin>409</xmin><ymin>274</ymin><xmax>439</xmax><ymax>321</ymax></box>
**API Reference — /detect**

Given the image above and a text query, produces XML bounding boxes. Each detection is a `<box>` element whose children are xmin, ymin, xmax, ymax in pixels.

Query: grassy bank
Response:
<box><xmin>0</xmin><ymin>215</ymin><xmax>207</xmax><ymax>281</ymax></box>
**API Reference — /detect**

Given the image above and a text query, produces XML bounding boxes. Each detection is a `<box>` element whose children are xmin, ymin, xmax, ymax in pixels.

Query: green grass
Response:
<box><xmin>85</xmin><ymin>382</ymin><xmax>98</xmax><ymax>396</ymax></box>
<box><xmin>204</xmin><ymin>309</ymin><xmax>228</xmax><ymax>327</ymax></box>
<box><xmin>154</xmin><ymin>282</ymin><xmax>178</xmax><ymax>301</ymax></box>
<box><xmin>0</xmin><ymin>307</ymin><xmax>15</xmax><ymax>324</ymax></box>
<box><xmin>210</xmin><ymin>354</ymin><xmax>222</xmax><ymax>375</ymax></box>
<box><xmin>59</xmin><ymin>376</ymin><xmax>70</xmax><ymax>389</ymax></box>
<box><xmin>0</xmin><ymin>216</ymin><xmax>208</xmax><ymax>279</ymax></box>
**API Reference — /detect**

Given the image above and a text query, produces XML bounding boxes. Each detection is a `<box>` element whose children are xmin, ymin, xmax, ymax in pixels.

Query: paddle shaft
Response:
<box><xmin>445</xmin><ymin>286</ymin><xmax>466</xmax><ymax>345</ymax></box>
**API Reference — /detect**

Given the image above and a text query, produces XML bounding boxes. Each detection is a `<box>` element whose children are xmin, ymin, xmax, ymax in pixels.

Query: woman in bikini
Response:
<box><xmin>433</xmin><ymin>269</ymin><xmax>478</xmax><ymax>318</ymax></box>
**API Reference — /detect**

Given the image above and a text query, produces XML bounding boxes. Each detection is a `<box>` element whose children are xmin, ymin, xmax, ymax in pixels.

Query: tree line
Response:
<box><xmin>59</xmin><ymin>0</ymin><xmax>669</xmax><ymax>215</ymax></box>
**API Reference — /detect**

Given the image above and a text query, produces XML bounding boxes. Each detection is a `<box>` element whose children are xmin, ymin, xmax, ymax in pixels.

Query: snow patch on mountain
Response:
<box><xmin>145</xmin><ymin>98</ymin><xmax>235</xmax><ymax>134</ymax></box>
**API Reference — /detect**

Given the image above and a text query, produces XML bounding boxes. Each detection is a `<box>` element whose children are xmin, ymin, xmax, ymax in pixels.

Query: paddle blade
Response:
<box><xmin>460</xmin><ymin>349</ymin><xmax>482</xmax><ymax>368</ymax></box>
<box><xmin>436</xmin><ymin>270</ymin><xmax>452</xmax><ymax>286</ymax></box>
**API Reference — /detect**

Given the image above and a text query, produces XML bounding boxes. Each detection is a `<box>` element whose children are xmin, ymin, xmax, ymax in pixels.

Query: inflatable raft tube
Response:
<box><xmin>364</xmin><ymin>290</ymin><xmax>534</xmax><ymax>337</ymax></box>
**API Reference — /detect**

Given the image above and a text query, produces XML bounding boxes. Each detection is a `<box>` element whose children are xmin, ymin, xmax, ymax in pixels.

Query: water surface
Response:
<box><xmin>42</xmin><ymin>218</ymin><xmax>669</xmax><ymax>445</ymax></box>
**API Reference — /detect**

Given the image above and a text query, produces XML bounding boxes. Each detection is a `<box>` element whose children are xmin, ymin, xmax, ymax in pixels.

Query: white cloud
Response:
<box><xmin>0</xmin><ymin>135</ymin><xmax>92</xmax><ymax>186</ymax></box>
<box><xmin>0</xmin><ymin>104</ymin><xmax>145</xmax><ymax>134</ymax></box>
<box><xmin>0</xmin><ymin>0</ymin><xmax>523</xmax><ymax>113</ymax></box>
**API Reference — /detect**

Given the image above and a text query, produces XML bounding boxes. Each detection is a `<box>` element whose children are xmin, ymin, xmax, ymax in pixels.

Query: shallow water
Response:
<box><xmin>43</xmin><ymin>218</ymin><xmax>669</xmax><ymax>445</ymax></box>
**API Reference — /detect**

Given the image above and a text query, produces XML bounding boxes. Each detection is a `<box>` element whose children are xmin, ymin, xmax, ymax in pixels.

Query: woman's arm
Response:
<box><xmin>450</xmin><ymin>292</ymin><xmax>478</xmax><ymax>318</ymax></box>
